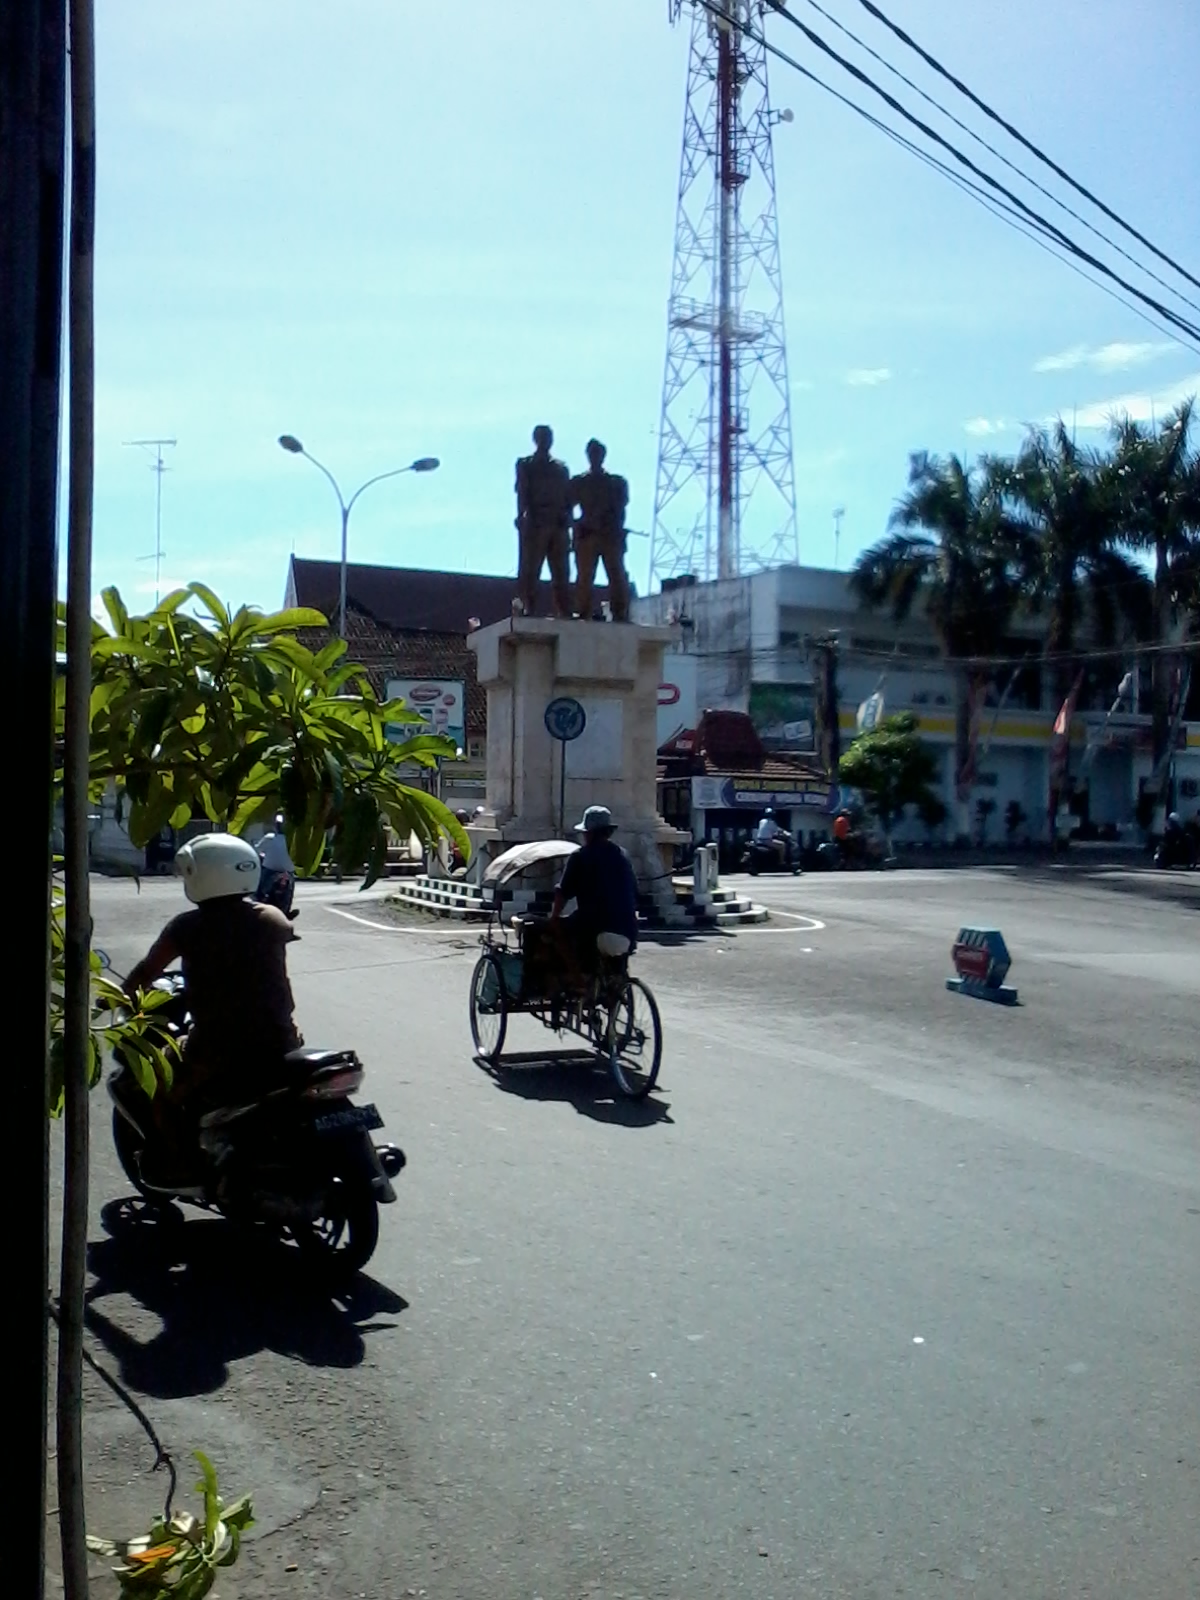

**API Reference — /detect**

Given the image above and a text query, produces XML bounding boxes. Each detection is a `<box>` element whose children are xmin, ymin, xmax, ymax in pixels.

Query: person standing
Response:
<box><xmin>514</xmin><ymin>425</ymin><xmax>572</xmax><ymax>618</ymax></box>
<box><xmin>569</xmin><ymin>438</ymin><xmax>630</xmax><ymax>622</ymax></box>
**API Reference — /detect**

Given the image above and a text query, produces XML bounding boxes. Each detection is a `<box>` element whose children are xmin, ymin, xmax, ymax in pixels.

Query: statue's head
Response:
<box><xmin>586</xmin><ymin>438</ymin><xmax>607</xmax><ymax>468</ymax></box>
<box><xmin>532</xmin><ymin>424</ymin><xmax>553</xmax><ymax>452</ymax></box>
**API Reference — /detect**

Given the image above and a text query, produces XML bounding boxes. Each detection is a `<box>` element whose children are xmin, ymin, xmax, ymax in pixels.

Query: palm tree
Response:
<box><xmin>851</xmin><ymin>451</ymin><xmax>1023</xmax><ymax>837</ymax></box>
<box><xmin>1000</xmin><ymin>419</ymin><xmax>1153</xmax><ymax>709</ymax></box>
<box><xmin>1105</xmin><ymin>399</ymin><xmax>1200</xmax><ymax>779</ymax></box>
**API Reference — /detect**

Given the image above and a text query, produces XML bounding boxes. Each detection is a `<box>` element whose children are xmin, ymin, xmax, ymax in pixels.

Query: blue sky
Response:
<box><xmin>84</xmin><ymin>0</ymin><xmax>1200</xmax><ymax>615</ymax></box>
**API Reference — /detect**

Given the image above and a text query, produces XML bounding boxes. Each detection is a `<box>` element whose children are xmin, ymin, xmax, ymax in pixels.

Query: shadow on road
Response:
<box><xmin>475</xmin><ymin>1050</ymin><xmax>673</xmax><ymax>1129</ymax></box>
<box><xmin>82</xmin><ymin>1198</ymin><xmax>408</xmax><ymax>1400</ymax></box>
<box><xmin>1011</xmin><ymin>862</ymin><xmax>1200</xmax><ymax>913</ymax></box>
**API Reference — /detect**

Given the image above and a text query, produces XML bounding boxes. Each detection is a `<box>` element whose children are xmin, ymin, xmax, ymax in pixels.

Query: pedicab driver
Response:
<box><xmin>550</xmin><ymin>805</ymin><xmax>639</xmax><ymax>970</ymax></box>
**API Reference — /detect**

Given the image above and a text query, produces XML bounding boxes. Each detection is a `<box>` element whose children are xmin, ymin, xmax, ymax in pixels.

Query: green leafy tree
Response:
<box><xmin>851</xmin><ymin>451</ymin><xmax>1022</xmax><ymax>835</ymax></box>
<box><xmin>1000</xmin><ymin>420</ymin><xmax>1152</xmax><ymax>706</ymax></box>
<box><xmin>1104</xmin><ymin>399</ymin><xmax>1200</xmax><ymax>775</ymax></box>
<box><xmin>78</xmin><ymin>582</ymin><xmax>468</xmax><ymax>877</ymax></box>
<box><xmin>838</xmin><ymin>712</ymin><xmax>940</xmax><ymax>841</ymax></box>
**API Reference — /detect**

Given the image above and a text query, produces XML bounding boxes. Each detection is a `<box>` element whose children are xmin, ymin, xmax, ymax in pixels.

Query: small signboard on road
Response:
<box><xmin>947</xmin><ymin>927</ymin><xmax>1018</xmax><ymax>1005</ymax></box>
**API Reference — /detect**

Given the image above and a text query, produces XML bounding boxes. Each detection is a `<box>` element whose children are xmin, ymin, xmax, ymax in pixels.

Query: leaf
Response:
<box><xmin>101</xmin><ymin>585</ymin><xmax>129</xmax><ymax>635</ymax></box>
<box><xmin>249</xmin><ymin>606</ymin><xmax>328</xmax><ymax>634</ymax></box>
<box><xmin>186</xmin><ymin>582</ymin><xmax>229</xmax><ymax>627</ymax></box>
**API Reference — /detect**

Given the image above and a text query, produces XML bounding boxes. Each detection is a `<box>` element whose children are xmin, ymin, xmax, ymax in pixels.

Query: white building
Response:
<box><xmin>635</xmin><ymin>564</ymin><xmax>1197</xmax><ymax>846</ymax></box>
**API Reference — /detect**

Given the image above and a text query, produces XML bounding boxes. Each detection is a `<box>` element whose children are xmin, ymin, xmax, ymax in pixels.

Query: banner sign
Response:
<box><xmin>691</xmin><ymin>773</ymin><xmax>838</xmax><ymax>812</ymax></box>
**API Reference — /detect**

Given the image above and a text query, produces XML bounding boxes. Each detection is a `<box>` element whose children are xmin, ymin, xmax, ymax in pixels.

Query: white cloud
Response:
<box><xmin>1070</xmin><ymin>371</ymin><xmax>1200</xmax><ymax>431</ymax></box>
<box><xmin>845</xmin><ymin>367</ymin><xmax>892</xmax><ymax>388</ymax></box>
<box><xmin>964</xmin><ymin>416</ymin><xmax>1010</xmax><ymax>437</ymax></box>
<box><xmin>1034</xmin><ymin>340</ymin><xmax>1175</xmax><ymax>375</ymax></box>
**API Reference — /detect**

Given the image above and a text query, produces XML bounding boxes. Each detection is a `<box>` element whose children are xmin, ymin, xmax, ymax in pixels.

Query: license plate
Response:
<box><xmin>313</xmin><ymin>1102</ymin><xmax>384</xmax><ymax>1135</ymax></box>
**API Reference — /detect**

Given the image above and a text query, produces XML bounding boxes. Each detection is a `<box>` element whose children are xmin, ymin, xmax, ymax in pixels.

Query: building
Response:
<box><xmin>634</xmin><ymin>564</ymin><xmax>1198</xmax><ymax>845</ymax></box>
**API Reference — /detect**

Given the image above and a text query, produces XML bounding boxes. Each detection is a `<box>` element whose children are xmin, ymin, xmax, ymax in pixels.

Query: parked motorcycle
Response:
<box><xmin>109</xmin><ymin>974</ymin><xmax>403</xmax><ymax>1280</ymax></box>
<box><xmin>741</xmin><ymin>836</ymin><xmax>802</xmax><ymax>876</ymax></box>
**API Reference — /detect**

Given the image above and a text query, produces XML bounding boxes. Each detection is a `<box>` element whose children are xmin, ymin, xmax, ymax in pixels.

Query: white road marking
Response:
<box><xmin>324</xmin><ymin>905</ymin><xmax>447</xmax><ymax>935</ymax></box>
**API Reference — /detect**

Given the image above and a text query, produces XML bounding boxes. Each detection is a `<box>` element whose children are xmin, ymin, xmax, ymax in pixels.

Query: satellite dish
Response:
<box><xmin>779</xmin><ymin>108</ymin><xmax>795</xmax><ymax>123</ymax></box>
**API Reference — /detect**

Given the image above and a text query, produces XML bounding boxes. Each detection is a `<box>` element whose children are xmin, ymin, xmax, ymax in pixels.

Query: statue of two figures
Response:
<box><xmin>513</xmin><ymin>425</ymin><xmax>631</xmax><ymax>622</ymax></box>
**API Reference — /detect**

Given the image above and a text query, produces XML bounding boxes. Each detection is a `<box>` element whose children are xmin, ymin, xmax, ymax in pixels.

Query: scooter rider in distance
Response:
<box><xmin>124</xmin><ymin>832</ymin><xmax>304</xmax><ymax>1186</ymax></box>
<box><xmin>755</xmin><ymin>807</ymin><xmax>793</xmax><ymax>868</ymax></box>
<box><xmin>256</xmin><ymin>812</ymin><xmax>297</xmax><ymax>918</ymax></box>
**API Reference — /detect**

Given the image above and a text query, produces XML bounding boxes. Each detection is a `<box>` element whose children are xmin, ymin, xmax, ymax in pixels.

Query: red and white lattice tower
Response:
<box><xmin>651</xmin><ymin>1</ymin><xmax>799</xmax><ymax>586</ymax></box>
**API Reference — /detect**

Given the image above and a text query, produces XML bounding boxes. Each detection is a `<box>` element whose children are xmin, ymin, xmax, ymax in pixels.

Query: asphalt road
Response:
<box><xmin>63</xmin><ymin>865</ymin><xmax>1200</xmax><ymax>1599</ymax></box>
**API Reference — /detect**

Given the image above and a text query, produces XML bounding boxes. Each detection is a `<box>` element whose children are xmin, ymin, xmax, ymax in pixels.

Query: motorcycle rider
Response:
<box><xmin>124</xmin><ymin>832</ymin><xmax>303</xmax><ymax>1183</ymax></box>
<box><xmin>755</xmin><ymin>807</ymin><xmax>792</xmax><ymax>867</ymax></box>
<box><xmin>256</xmin><ymin>812</ymin><xmax>296</xmax><ymax>916</ymax></box>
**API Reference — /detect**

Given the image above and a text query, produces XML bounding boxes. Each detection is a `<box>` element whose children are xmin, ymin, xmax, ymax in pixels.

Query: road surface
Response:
<box><xmin>64</xmin><ymin>865</ymin><xmax>1200</xmax><ymax>1598</ymax></box>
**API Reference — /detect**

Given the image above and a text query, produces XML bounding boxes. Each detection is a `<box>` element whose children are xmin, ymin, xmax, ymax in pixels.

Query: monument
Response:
<box><xmin>467</xmin><ymin>615</ymin><xmax>688</xmax><ymax>897</ymax></box>
<box><xmin>514</xmin><ymin>425</ymin><xmax>571</xmax><ymax>619</ymax></box>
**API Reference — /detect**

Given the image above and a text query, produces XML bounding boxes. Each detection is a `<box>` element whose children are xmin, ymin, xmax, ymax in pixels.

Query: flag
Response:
<box><xmin>856</xmin><ymin>692</ymin><xmax>884</xmax><ymax>734</ymax></box>
<box><xmin>1048</xmin><ymin>671</ymin><xmax>1084</xmax><ymax>795</ymax></box>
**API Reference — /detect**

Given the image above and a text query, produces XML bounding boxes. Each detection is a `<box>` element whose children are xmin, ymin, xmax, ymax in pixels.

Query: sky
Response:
<box><xmin>82</xmin><ymin>0</ymin><xmax>1200</xmax><ymax>616</ymax></box>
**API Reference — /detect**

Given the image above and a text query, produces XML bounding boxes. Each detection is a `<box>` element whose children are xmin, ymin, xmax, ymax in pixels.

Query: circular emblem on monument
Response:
<box><xmin>544</xmin><ymin>697</ymin><xmax>587</xmax><ymax>743</ymax></box>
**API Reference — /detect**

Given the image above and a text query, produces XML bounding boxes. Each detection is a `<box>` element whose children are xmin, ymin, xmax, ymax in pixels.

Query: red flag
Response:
<box><xmin>1049</xmin><ymin>671</ymin><xmax>1084</xmax><ymax>793</ymax></box>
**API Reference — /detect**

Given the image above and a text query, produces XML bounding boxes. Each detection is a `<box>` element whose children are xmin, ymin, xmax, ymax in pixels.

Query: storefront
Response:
<box><xmin>691</xmin><ymin>771</ymin><xmax>841</xmax><ymax>870</ymax></box>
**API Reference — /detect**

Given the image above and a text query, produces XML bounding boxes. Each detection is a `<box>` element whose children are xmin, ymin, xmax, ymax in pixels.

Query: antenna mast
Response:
<box><xmin>651</xmin><ymin>1</ymin><xmax>798</xmax><ymax>587</ymax></box>
<box><xmin>124</xmin><ymin>437</ymin><xmax>176</xmax><ymax>605</ymax></box>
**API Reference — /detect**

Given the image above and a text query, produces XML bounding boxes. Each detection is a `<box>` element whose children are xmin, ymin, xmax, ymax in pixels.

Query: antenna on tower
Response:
<box><xmin>124</xmin><ymin>437</ymin><xmax>176</xmax><ymax>606</ymax></box>
<box><xmin>651</xmin><ymin>1</ymin><xmax>799</xmax><ymax>589</ymax></box>
<box><xmin>833</xmin><ymin>505</ymin><xmax>845</xmax><ymax>570</ymax></box>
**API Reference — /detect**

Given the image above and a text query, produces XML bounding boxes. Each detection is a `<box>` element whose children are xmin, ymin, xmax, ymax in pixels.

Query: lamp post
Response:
<box><xmin>279</xmin><ymin>435</ymin><xmax>439</xmax><ymax>638</ymax></box>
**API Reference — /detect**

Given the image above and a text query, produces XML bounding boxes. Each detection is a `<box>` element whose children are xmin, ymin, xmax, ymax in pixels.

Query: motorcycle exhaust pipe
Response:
<box><xmin>376</xmin><ymin>1144</ymin><xmax>406</xmax><ymax>1178</ymax></box>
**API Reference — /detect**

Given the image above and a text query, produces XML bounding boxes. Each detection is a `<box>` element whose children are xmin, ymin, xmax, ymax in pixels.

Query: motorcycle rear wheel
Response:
<box><xmin>112</xmin><ymin>1108</ymin><xmax>154</xmax><ymax>1200</ymax></box>
<box><xmin>292</xmin><ymin>1177</ymin><xmax>379</xmax><ymax>1281</ymax></box>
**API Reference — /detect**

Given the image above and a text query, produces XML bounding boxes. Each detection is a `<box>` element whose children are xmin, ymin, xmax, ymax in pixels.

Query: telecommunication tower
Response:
<box><xmin>651</xmin><ymin>0</ymin><xmax>799</xmax><ymax>588</ymax></box>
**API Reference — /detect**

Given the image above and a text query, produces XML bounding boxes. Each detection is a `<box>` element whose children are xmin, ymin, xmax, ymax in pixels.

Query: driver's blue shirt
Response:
<box><xmin>558</xmin><ymin>839</ymin><xmax>639</xmax><ymax>948</ymax></box>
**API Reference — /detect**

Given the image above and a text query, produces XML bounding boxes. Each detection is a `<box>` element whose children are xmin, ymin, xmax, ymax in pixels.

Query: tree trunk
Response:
<box><xmin>58</xmin><ymin>2</ymin><xmax>96</xmax><ymax>1594</ymax></box>
<box><xmin>1151</xmin><ymin>542</ymin><xmax>1172</xmax><ymax>796</ymax></box>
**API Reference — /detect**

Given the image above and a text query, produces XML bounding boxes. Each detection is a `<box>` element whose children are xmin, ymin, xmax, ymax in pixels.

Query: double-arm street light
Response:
<box><xmin>279</xmin><ymin>434</ymin><xmax>439</xmax><ymax>638</ymax></box>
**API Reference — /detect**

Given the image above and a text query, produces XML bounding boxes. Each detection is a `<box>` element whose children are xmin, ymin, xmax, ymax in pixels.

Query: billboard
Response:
<box><xmin>385</xmin><ymin>678</ymin><xmax>465</xmax><ymax>752</ymax></box>
<box><xmin>749</xmin><ymin>682</ymin><xmax>815</xmax><ymax>752</ymax></box>
<box><xmin>657</xmin><ymin>653</ymin><xmax>699</xmax><ymax>754</ymax></box>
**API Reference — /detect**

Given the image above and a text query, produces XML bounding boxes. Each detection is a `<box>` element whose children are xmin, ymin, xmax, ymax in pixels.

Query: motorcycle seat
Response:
<box><xmin>284</xmin><ymin>1046</ymin><xmax>359</xmax><ymax>1071</ymax></box>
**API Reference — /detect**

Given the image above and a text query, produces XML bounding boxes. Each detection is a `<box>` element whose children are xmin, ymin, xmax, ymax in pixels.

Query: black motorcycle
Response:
<box><xmin>741</xmin><ymin>836</ymin><xmax>802</xmax><ymax>876</ymax></box>
<box><xmin>1154</xmin><ymin>826</ymin><xmax>1198</xmax><ymax>870</ymax></box>
<box><xmin>109</xmin><ymin>975</ymin><xmax>403</xmax><ymax>1280</ymax></box>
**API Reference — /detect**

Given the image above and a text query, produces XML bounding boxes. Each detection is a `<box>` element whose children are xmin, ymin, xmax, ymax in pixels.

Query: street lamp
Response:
<box><xmin>278</xmin><ymin>435</ymin><xmax>440</xmax><ymax>638</ymax></box>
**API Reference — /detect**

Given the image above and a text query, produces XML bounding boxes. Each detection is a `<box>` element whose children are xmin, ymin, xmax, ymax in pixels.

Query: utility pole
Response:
<box><xmin>0</xmin><ymin>5</ymin><xmax>68</xmax><ymax>1597</ymax></box>
<box><xmin>125</xmin><ymin>436</ymin><xmax>176</xmax><ymax>605</ymax></box>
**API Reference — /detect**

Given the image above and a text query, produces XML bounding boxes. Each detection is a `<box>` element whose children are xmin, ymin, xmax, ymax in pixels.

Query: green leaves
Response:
<box><xmin>838</xmin><ymin>712</ymin><xmax>940</xmax><ymax>834</ymax></box>
<box><xmin>87</xmin><ymin>1452</ymin><xmax>253</xmax><ymax>1599</ymax></box>
<box><xmin>80</xmin><ymin>581</ymin><xmax>466</xmax><ymax>880</ymax></box>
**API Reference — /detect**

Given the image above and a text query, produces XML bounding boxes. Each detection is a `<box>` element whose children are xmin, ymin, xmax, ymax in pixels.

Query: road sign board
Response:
<box><xmin>947</xmin><ymin>927</ymin><xmax>1017</xmax><ymax>1005</ymax></box>
<box><xmin>544</xmin><ymin>697</ymin><xmax>587</xmax><ymax>743</ymax></box>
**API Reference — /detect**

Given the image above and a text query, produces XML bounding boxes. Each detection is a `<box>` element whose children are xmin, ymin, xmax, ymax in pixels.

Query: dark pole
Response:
<box><xmin>0</xmin><ymin>4</ymin><xmax>68</xmax><ymax>1598</ymax></box>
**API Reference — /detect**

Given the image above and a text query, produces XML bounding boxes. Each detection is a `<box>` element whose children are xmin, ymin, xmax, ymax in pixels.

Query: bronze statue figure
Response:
<box><xmin>570</xmin><ymin>438</ymin><xmax>630</xmax><ymax>622</ymax></box>
<box><xmin>514</xmin><ymin>424</ymin><xmax>572</xmax><ymax>618</ymax></box>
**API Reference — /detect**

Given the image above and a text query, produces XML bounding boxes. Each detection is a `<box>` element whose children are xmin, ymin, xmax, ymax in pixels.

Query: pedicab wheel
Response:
<box><xmin>469</xmin><ymin>952</ymin><xmax>508</xmax><ymax>1065</ymax></box>
<box><xmin>605</xmin><ymin>977</ymin><xmax>663</xmax><ymax>1099</ymax></box>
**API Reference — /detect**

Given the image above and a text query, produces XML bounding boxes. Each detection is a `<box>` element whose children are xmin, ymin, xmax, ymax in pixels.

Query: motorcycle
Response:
<box><xmin>741</xmin><ymin>836</ymin><xmax>802</xmax><ymax>876</ymax></box>
<box><xmin>108</xmin><ymin>974</ymin><xmax>403</xmax><ymax>1280</ymax></box>
<box><xmin>1154</xmin><ymin>826</ymin><xmax>1198</xmax><ymax>870</ymax></box>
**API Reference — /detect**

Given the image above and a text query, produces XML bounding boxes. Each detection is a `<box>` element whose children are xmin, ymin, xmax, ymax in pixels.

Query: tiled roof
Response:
<box><xmin>289</xmin><ymin>557</ymin><xmax>607</xmax><ymax>635</ymax></box>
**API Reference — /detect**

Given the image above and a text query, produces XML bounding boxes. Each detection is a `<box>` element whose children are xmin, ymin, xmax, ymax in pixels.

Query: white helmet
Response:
<box><xmin>174</xmin><ymin>833</ymin><xmax>262</xmax><ymax>904</ymax></box>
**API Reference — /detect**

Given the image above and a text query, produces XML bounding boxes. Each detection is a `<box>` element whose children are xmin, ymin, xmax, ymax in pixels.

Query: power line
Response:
<box><xmin>837</xmin><ymin>0</ymin><xmax>1200</xmax><ymax>297</ymax></box>
<box><xmin>755</xmin><ymin>2</ymin><xmax>1200</xmax><ymax>344</ymax></box>
<box><xmin>791</xmin><ymin>0</ymin><xmax>1200</xmax><ymax>322</ymax></box>
<box><xmin>690</xmin><ymin>1</ymin><xmax>1200</xmax><ymax>358</ymax></box>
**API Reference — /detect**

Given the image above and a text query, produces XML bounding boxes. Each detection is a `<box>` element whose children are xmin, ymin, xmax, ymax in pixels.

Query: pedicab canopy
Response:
<box><xmin>482</xmin><ymin>838</ymin><xmax>578</xmax><ymax>887</ymax></box>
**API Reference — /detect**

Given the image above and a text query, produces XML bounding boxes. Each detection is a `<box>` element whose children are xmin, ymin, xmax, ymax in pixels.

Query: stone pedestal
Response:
<box><xmin>467</xmin><ymin>616</ymin><xmax>688</xmax><ymax>888</ymax></box>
